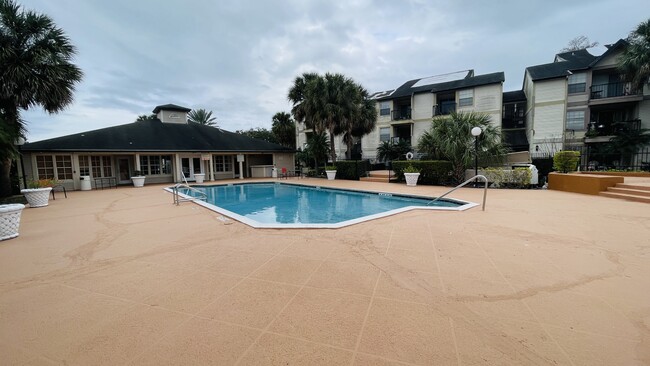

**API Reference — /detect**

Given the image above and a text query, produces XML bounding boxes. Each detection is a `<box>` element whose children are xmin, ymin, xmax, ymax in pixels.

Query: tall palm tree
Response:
<box><xmin>271</xmin><ymin>112</ymin><xmax>296</xmax><ymax>148</ymax></box>
<box><xmin>342</xmin><ymin>85</ymin><xmax>377</xmax><ymax>160</ymax></box>
<box><xmin>619</xmin><ymin>19</ymin><xmax>650</xmax><ymax>92</ymax></box>
<box><xmin>288</xmin><ymin>72</ymin><xmax>326</xmax><ymax>133</ymax></box>
<box><xmin>0</xmin><ymin>0</ymin><xmax>83</xmax><ymax>197</ymax></box>
<box><xmin>418</xmin><ymin>111</ymin><xmax>507</xmax><ymax>184</ymax></box>
<box><xmin>188</xmin><ymin>108</ymin><xmax>217</xmax><ymax>126</ymax></box>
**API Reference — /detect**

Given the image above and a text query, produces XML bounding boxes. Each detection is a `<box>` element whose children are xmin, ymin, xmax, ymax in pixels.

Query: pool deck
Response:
<box><xmin>1</xmin><ymin>177</ymin><xmax>649</xmax><ymax>365</ymax></box>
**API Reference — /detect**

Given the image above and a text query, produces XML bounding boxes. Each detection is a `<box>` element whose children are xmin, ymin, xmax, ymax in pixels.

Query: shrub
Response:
<box><xmin>392</xmin><ymin>161</ymin><xmax>452</xmax><ymax>185</ymax></box>
<box><xmin>484</xmin><ymin>168</ymin><xmax>532</xmax><ymax>188</ymax></box>
<box><xmin>27</xmin><ymin>179</ymin><xmax>57</xmax><ymax>189</ymax></box>
<box><xmin>553</xmin><ymin>151</ymin><xmax>581</xmax><ymax>173</ymax></box>
<box><xmin>324</xmin><ymin>165</ymin><xmax>337</xmax><ymax>171</ymax></box>
<box><xmin>333</xmin><ymin>160</ymin><xmax>370</xmax><ymax>180</ymax></box>
<box><xmin>403</xmin><ymin>164</ymin><xmax>421</xmax><ymax>173</ymax></box>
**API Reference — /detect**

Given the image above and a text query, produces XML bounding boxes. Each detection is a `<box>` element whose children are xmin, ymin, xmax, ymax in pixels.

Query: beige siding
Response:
<box><xmin>532</xmin><ymin>104</ymin><xmax>565</xmax><ymax>148</ymax></box>
<box><xmin>274</xmin><ymin>153</ymin><xmax>295</xmax><ymax>170</ymax></box>
<box><xmin>376</xmin><ymin>100</ymin><xmax>392</xmax><ymax>124</ymax></box>
<box><xmin>534</xmin><ymin>79</ymin><xmax>566</xmax><ymax>103</ymax></box>
<box><xmin>412</xmin><ymin>120</ymin><xmax>431</xmax><ymax>147</ymax></box>
<box><xmin>361</xmin><ymin>127</ymin><xmax>380</xmax><ymax>160</ymax></box>
<box><xmin>412</xmin><ymin>93</ymin><xmax>433</xmax><ymax>121</ymax></box>
<box><xmin>157</xmin><ymin>110</ymin><xmax>188</xmax><ymax>124</ymax></box>
<box><xmin>638</xmin><ymin>100</ymin><xmax>650</xmax><ymax>130</ymax></box>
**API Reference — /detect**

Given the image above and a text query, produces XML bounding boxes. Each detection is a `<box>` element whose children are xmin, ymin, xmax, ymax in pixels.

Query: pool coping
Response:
<box><xmin>164</xmin><ymin>182</ymin><xmax>478</xmax><ymax>229</ymax></box>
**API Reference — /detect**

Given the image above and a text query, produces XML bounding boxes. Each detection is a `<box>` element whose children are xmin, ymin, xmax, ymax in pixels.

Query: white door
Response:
<box><xmin>180</xmin><ymin>156</ymin><xmax>202</xmax><ymax>181</ymax></box>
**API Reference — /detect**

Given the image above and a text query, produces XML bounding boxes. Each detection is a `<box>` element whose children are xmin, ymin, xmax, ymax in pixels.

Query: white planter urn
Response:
<box><xmin>21</xmin><ymin>187</ymin><xmax>52</xmax><ymax>208</ymax></box>
<box><xmin>0</xmin><ymin>204</ymin><xmax>25</xmax><ymax>240</ymax></box>
<box><xmin>404</xmin><ymin>172</ymin><xmax>420</xmax><ymax>187</ymax></box>
<box><xmin>194</xmin><ymin>173</ymin><xmax>205</xmax><ymax>184</ymax></box>
<box><xmin>131</xmin><ymin>176</ymin><xmax>146</xmax><ymax>187</ymax></box>
<box><xmin>325</xmin><ymin>170</ymin><xmax>337</xmax><ymax>180</ymax></box>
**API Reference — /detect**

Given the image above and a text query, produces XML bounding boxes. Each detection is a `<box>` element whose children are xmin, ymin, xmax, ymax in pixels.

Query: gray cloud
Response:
<box><xmin>18</xmin><ymin>0</ymin><xmax>650</xmax><ymax>142</ymax></box>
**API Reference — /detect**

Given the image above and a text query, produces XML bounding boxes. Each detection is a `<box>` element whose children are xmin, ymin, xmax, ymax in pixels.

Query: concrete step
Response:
<box><xmin>367</xmin><ymin>170</ymin><xmax>395</xmax><ymax>178</ymax></box>
<box><xmin>599</xmin><ymin>191</ymin><xmax>650</xmax><ymax>203</ymax></box>
<box><xmin>607</xmin><ymin>187</ymin><xmax>650</xmax><ymax>197</ymax></box>
<box><xmin>615</xmin><ymin>183</ymin><xmax>650</xmax><ymax>192</ymax></box>
<box><xmin>360</xmin><ymin>177</ymin><xmax>391</xmax><ymax>183</ymax></box>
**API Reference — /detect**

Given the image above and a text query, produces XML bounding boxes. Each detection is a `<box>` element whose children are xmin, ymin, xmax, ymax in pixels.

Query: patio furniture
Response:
<box><xmin>94</xmin><ymin>177</ymin><xmax>117</xmax><ymax>190</ymax></box>
<box><xmin>50</xmin><ymin>184</ymin><xmax>67</xmax><ymax>200</ymax></box>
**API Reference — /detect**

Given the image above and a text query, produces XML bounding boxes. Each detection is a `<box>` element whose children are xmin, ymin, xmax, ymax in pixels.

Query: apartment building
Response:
<box><xmin>295</xmin><ymin>70</ymin><xmax>505</xmax><ymax>161</ymax></box>
<box><xmin>523</xmin><ymin>40</ymin><xmax>650</xmax><ymax>155</ymax></box>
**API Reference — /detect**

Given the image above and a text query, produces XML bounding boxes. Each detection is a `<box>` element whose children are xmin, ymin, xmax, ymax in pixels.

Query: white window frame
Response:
<box><xmin>213</xmin><ymin>155</ymin><xmax>233</xmax><ymax>172</ymax></box>
<box><xmin>379</xmin><ymin>127</ymin><xmax>390</xmax><ymax>142</ymax></box>
<box><xmin>379</xmin><ymin>102</ymin><xmax>390</xmax><ymax>116</ymax></box>
<box><xmin>139</xmin><ymin>155</ymin><xmax>173</xmax><ymax>175</ymax></box>
<box><xmin>35</xmin><ymin>154</ymin><xmax>73</xmax><ymax>180</ymax></box>
<box><xmin>568</xmin><ymin>73</ymin><xmax>586</xmax><ymax>94</ymax></box>
<box><xmin>458</xmin><ymin>89</ymin><xmax>474</xmax><ymax>107</ymax></box>
<box><xmin>566</xmin><ymin>111</ymin><xmax>585</xmax><ymax>130</ymax></box>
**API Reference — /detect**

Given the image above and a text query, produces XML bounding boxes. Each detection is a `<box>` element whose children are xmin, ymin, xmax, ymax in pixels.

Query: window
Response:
<box><xmin>36</xmin><ymin>156</ymin><xmax>55</xmax><ymax>179</ymax></box>
<box><xmin>140</xmin><ymin>155</ymin><xmax>172</xmax><ymax>175</ymax></box>
<box><xmin>56</xmin><ymin>156</ymin><xmax>73</xmax><ymax>180</ymax></box>
<box><xmin>568</xmin><ymin>73</ymin><xmax>586</xmax><ymax>94</ymax></box>
<box><xmin>566</xmin><ymin>111</ymin><xmax>585</xmax><ymax>130</ymax></box>
<box><xmin>79</xmin><ymin>156</ymin><xmax>90</xmax><ymax>176</ymax></box>
<box><xmin>213</xmin><ymin>155</ymin><xmax>233</xmax><ymax>172</ymax></box>
<box><xmin>379</xmin><ymin>127</ymin><xmax>390</xmax><ymax>142</ymax></box>
<box><xmin>88</xmin><ymin>156</ymin><xmax>112</xmax><ymax>178</ymax></box>
<box><xmin>458</xmin><ymin>89</ymin><xmax>473</xmax><ymax>107</ymax></box>
<box><xmin>379</xmin><ymin>102</ymin><xmax>390</xmax><ymax>116</ymax></box>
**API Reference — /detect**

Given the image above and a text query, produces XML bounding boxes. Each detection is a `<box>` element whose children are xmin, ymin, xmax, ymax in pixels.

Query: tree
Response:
<box><xmin>188</xmin><ymin>108</ymin><xmax>217</xmax><ymax>126</ymax></box>
<box><xmin>135</xmin><ymin>114</ymin><xmax>156</xmax><ymax>121</ymax></box>
<box><xmin>341</xmin><ymin>86</ymin><xmax>377</xmax><ymax>160</ymax></box>
<box><xmin>607</xmin><ymin>126</ymin><xmax>650</xmax><ymax>167</ymax></box>
<box><xmin>560</xmin><ymin>35</ymin><xmax>599</xmax><ymax>52</ymax></box>
<box><xmin>236</xmin><ymin>127</ymin><xmax>277</xmax><ymax>144</ymax></box>
<box><xmin>0</xmin><ymin>0</ymin><xmax>83</xmax><ymax>197</ymax></box>
<box><xmin>271</xmin><ymin>112</ymin><xmax>296</xmax><ymax>148</ymax></box>
<box><xmin>418</xmin><ymin>111</ymin><xmax>508</xmax><ymax>184</ymax></box>
<box><xmin>304</xmin><ymin>132</ymin><xmax>329</xmax><ymax>171</ymax></box>
<box><xmin>288</xmin><ymin>72</ymin><xmax>375</xmax><ymax>163</ymax></box>
<box><xmin>376</xmin><ymin>140</ymin><xmax>411</xmax><ymax>162</ymax></box>
<box><xmin>619</xmin><ymin>19</ymin><xmax>650</xmax><ymax>92</ymax></box>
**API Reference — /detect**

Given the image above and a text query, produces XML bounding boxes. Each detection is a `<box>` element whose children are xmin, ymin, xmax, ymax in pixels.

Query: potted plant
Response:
<box><xmin>21</xmin><ymin>179</ymin><xmax>55</xmax><ymax>208</ymax></box>
<box><xmin>131</xmin><ymin>170</ymin><xmax>145</xmax><ymax>187</ymax></box>
<box><xmin>324</xmin><ymin>165</ymin><xmax>337</xmax><ymax>180</ymax></box>
<box><xmin>0</xmin><ymin>203</ymin><xmax>26</xmax><ymax>240</ymax></box>
<box><xmin>403</xmin><ymin>165</ymin><xmax>421</xmax><ymax>187</ymax></box>
<box><xmin>194</xmin><ymin>173</ymin><xmax>205</xmax><ymax>184</ymax></box>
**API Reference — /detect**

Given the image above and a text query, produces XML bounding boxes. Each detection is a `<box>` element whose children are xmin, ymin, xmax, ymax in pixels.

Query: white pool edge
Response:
<box><xmin>164</xmin><ymin>184</ymin><xmax>478</xmax><ymax>229</ymax></box>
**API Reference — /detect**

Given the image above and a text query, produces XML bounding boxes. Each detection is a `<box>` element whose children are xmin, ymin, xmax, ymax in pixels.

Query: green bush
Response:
<box><xmin>332</xmin><ymin>160</ymin><xmax>370</xmax><ymax>180</ymax></box>
<box><xmin>553</xmin><ymin>151</ymin><xmax>581</xmax><ymax>173</ymax></box>
<box><xmin>484</xmin><ymin>167</ymin><xmax>532</xmax><ymax>188</ymax></box>
<box><xmin>392</xmin><ymin>161</ymin><xmax>453</xmax><ymax>185</ymax></box>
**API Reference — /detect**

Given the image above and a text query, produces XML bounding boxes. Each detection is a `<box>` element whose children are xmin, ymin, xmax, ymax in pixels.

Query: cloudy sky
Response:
<box><xmin>19</xmin><ymin>0</ymin><xmax>650</xmax><ymax>142</ymax></box>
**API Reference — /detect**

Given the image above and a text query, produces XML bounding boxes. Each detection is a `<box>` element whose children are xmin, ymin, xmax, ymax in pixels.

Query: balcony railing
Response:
<box><xmin>586</xmin><ymin>119</ymin><xmax>641</xmax><ymax>137</ymax></box>
<box><xmin>390</xmin><ymin>137</ymin><xmax>412</xmax><ymax>145</ymax></box>
<box><xmin>433</xmin><ymin>102</ymin><xmax>456</xmax><ymax>116</ymax></box>
<box><xmin>391</xmin><ymin>108</ymin><xmax>411</xmax><ymax>121</ymax></box>
<box><xmin>590</xmin><ymin>81</ymin><xmax>639</xmax><ymax>99</ymax></box>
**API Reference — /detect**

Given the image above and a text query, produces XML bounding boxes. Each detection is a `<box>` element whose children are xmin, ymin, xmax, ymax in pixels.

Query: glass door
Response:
<box><xmin>117</xmin><ymin>157</ymin><xmax>131</xmax><ymax>184</ymax></box>
<box><xmin>180</xmin><ymin>156</ymin><xmax>203</xmax><ymax>181</ymax></box>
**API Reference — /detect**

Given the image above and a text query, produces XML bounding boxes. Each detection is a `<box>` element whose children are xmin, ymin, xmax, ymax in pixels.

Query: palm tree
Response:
<box><xmin>305</xmin><ymin>132</ymin><xmax>329</xmax><ymax>171</ymax></box>
<box><xmin>342</xmin><ymin>85</ymin><xmax>377</xmax><ymax>160</ymax></box>
<box><xmin>619</xmin><ymin>19</ymin><xmax>650</xmax><ymax>92</ymax></box>
<box><xmin>271</xmin><ymin>112</ymin><xmax>296</xmax><ymax>148</ymax></box>
<box><xmin>135</xmin><ymin>114</ymin><xmax>156</xmax><ymax>121</ymax></box>
<box><xmin>188</xmin><ymin>108</ymin><xmax>217</xmax><ymax>126</ymax></box>
<box><xmin>418</xmin><ymin>111</ymin><xmax>507</xmax><ymax>184</ymax></box>
<box><xmin>0</xmin><ymin>0</ymin><xmax>83</xmax><ymax>197</ymax></box>
<box><xmin>288</xmin><ymin>72</ymin><xmax>374</xmax><ymax>163</ymax></box>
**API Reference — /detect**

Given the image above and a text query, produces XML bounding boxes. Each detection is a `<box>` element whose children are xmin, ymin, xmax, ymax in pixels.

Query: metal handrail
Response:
<box><xmin>428</xmin><ymin>175</ymin><xmax>488</xmax><ymax>211</ymax></box>
<box><xmin>172</xmin><ymin>171</ymin><xmax>208</xmax><ymax>205</ymax></box>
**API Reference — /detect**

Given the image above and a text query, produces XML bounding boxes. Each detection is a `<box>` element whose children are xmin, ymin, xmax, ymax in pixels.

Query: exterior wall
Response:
<box><xmin>411</xmin><ymin>120</ymin><xmax>431</xmax><ymax>147</ymax></box>
<box><xmin>376</xmin><ymin>100</ymin><xmax>392</xmax><ymax>124</ymax></box>
<box><xmin>361</xmin><ymin>127</ymin><xmax>380</xmax><ymax>160</ymax></box>
<box><xmin>456</xmin><ymin>83</ymin><xmax>503</xmax><ymax>128</ymax></box>
<box><xmin>412</xmin><ymin>93</ymin><xmax>433</xmax><ymax>121</ymax></box>
<box><xmin>529</xmin><ymin>78</ymin><xmax>567</xmax><ymax>152</ymax></box>
<box><xmin>273</xmin><ymin>153</ymin><xmax>295</xmax><ymax>171</ymax></box>
<box><xmin>638</xmin><ymin>99</ymin><xmax>650</xmax><ymax>131</ymax></box>
<box><xmin>157</xmin><ymin>110</ymin><xmax>188</xmax><ymax>124</ymax></box>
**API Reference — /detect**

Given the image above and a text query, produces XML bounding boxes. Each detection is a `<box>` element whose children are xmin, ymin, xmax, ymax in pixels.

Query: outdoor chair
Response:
<box><xmin>50</xmin><ymin>184</ymin><xmax>67</xmax><ymax>200</ymax></box>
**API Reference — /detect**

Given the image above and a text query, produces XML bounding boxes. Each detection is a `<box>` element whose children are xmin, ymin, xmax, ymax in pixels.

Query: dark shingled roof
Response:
<box><xmin>526</xmin><ymin>49</ymin><xmax>597</xmax><ymax>81</ymax></box>
<box><xmin>22</xmin><ymin>119</ymin><xmax>294</xmax><ymax>153</ymax></box>
<box><xmin>152</xmin><ymin>104</ymin><xmax>191</xmax><ymax>113</ymax></box>
<box><xmin>377</xmin><ymin>72</ymin><xmax>505</xmax><ymax>101</ymax></box>
<box><xmin>503</xmin><ymin>90</ymin><xmax>526</xmax><ymax>103</ymax></box>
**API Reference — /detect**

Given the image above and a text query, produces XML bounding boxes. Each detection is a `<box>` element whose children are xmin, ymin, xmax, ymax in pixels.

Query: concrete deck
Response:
<box><xmin>1</xmin><ymin>178</ymin><xmax>649</xmax><ymax>365</ymax></box>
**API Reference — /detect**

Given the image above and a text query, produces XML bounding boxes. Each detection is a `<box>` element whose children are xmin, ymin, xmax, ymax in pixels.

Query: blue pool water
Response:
<box><xmin>176</xmin><ymin>183</ymin><xmax>470</xmax><ymax>228</ymax></box>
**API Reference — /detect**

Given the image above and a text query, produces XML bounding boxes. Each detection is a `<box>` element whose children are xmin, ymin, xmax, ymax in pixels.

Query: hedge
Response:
<box><xmin>392</xmin><ymin>160</ymin><xmax>453</xmax><ymax>185</ymax></box>
<box><xmin>484</xmin><ymin>167</ymin><xmax>532</xmax><ymax>188</ymax></box>
<box><xmin>553</xmin><ymin>151</ymin><xmax>581</xmax><ymax>173</ymax></box>
<box><xmin>333</xmin><ymin>160</ymin><xmax>371</xmax><ymax>180</ymax></box>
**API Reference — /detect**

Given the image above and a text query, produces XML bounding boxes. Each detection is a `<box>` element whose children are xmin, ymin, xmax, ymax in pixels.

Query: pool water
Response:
<box><xmin>175</xmin><ymin>183</ymin><xmax>474</xmax><ymax>228</ymax></box>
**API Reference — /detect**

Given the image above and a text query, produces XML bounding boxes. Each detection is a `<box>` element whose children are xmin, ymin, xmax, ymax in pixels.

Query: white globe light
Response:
<box><xmin>471</xmin><ymin>126</ymin><xmax>482</xmax><ymax>137</ymax></box>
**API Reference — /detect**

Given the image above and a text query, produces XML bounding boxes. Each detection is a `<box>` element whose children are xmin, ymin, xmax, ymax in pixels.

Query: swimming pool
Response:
<box><xmin>168</xmin><ymin>182</ymin><xmax>476</xmax><ymax>228</ymax></box>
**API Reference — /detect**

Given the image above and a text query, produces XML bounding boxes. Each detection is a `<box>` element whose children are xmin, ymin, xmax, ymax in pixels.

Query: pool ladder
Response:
<box><xmin>172</xmin><ymin>172</ymin><xmax>208</xmax><ymax>205</ymax></box>
<box><xmin>428</xmin><ymin>175</ymin><xmax>488</xmax><ymax>211</ymax></box>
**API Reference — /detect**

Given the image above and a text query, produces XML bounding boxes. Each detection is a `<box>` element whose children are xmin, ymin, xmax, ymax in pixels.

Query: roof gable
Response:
<box><xmin>377</xmin><ymin>71</ymin><xmax>504</xmax><ymax>101</ymax></box>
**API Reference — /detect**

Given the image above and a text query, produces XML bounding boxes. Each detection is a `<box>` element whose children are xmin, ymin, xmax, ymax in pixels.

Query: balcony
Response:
<box><xmin>391</xmin><ymin>108</ymin><xmax>412</xmax><ymax>121</ymax></box>
<box><xmin>433</xmin><ymin>102</ymin><xmax>456</xmax><ymax>116</ymax></box>
<box><xmin>589</xmin><ymin>82</ymin><xmax>643</xmax><ymax>105</ymax></box>
<box><xmin>584</xmin><ymin>119</ymin><xmax>641</xmax><ymax>142</ymax></box>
